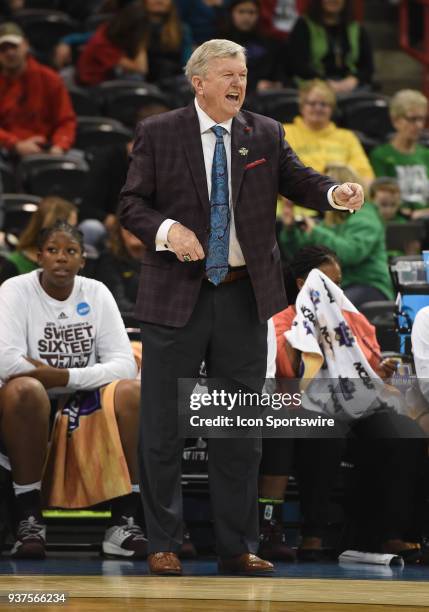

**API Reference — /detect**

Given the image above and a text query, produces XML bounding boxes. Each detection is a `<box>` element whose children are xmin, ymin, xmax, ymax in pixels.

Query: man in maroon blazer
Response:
<box><xmin>119</xmin><ymin>39</ymin><xmax>363</xmax><ymax>576</ymax></box>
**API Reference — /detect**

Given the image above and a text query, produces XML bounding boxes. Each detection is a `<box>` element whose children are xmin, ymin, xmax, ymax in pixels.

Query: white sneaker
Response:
<box><xmin>10</xmin><ymin>516</ymin><xmax>46</xmax><ymax>559</ymax></box>
<box><xmin>102</xmin><ymin>516</ymin><xmax>147</xmax><ymax>558</ymax></box>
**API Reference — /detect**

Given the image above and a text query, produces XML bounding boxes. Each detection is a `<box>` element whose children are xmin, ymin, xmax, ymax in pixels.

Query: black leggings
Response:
<box><xmin>261</xmin><ymin>410</ymin><xmax>427</xmax><ymax>545</ymax></box>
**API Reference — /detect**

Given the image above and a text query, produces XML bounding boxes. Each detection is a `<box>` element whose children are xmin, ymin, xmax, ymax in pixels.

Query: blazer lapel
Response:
<box><xmin>177</xmin><ymin>103</ymin><xmax>210</xmax><ymax>216</ymax></box>
<box><xmin>231</xmin><ymin>112</ymin><xmax>251</xmax><ymax>208</ymax></box>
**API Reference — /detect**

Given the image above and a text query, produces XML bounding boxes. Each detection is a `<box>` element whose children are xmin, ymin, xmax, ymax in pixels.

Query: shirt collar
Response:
<box><xmin>194</xmin><ymin>98</ymin><xmax>232</xmax><ymax>135</ymax></box>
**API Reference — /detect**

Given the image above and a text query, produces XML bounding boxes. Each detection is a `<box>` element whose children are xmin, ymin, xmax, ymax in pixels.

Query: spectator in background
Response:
<box><xmin>143</xmin><ymin>0</ymin><xmax>193</xmax><ymax>82</ymax></box>
<box><xmin>0</xmin><ymin>23</ymin><xmax>76</xmax><ymax>158</ymax></box>
<box><xmin>279</xmin><ymin>163</ymin><xmax>394</xmax><ymax>307</ymax></box>
<box><xmin>77</xmin><ymin>3</ymin><xmax>150</xmax><ymax>86</ymax></box>
<box><xmin>370</xmin><ymin>177</ymin><xmax>422</xmax><ymax>259</ymax></box>
<box><xmin>94</xmin><ymin>218</ymin><xmax>145</xmax><ymax>316</ymax></box>
<box><xmin>176</xmin><ymin>0</ymin><xmax>230</xmax><ymax>45</ymax></box>
<box><xmin>53</xmin><ymin>1</ymin><xmax>137</xmax><ymax>70</ymax></box>
<box><xmin>259</xmin><ymin>0</ymin><xmax>299</xmax><ymax>41</ymax></box>
<box><xmin>284</xmin><ymin>80</ymin><xmax>374</xmax><ymax>189</ymax></box>
<box><xmin>370</xmin><ymin>177</ymin><xmax>407</xmax><ymax>225</ymax></box>
<box><xmin>287</xmin><ymin>0</ymin><xmax>374</xmax><ymax>93</ymax></box>
<box><xmin>370</xmin><ymin>90</ymin><xmax>429</xmax><ymax>219</ymax></box>
<box><xmin>221</xmin><ymin>0</ymin><xmax>282</xmax><ymax>92</ymax></box>
<box><xmin>0</xmin><ymin>197</ymin><xmax>78</xmax><ymax>284</ymax></box>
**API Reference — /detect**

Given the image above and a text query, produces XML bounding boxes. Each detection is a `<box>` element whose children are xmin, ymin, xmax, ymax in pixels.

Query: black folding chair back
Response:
<box><xmin>75</xmin><ymin>116</ymin><xmax>133</xmax><ymax>151</ymax></box>
<box><xmin>341</xmin><ymin>99</ymin><xmax>393</xmax><ymax>140</ymax></box>
<box><xmin>1</xmin><ymin>193</ymin><xmax>41</xmax><ymax>238</ymax></box>
<box><xmin>15</xmin><ymin>9</ymin><xmax>80</xmax><ymax>54</ymax></box>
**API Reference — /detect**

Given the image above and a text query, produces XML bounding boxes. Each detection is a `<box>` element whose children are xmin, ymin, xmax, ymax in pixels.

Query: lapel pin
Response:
<box><xmin>244</xmin><ymin>126</ymin><xmax>251</xmax><ymax>133</ymax></box>
<box><xmin>238</xmin><ymin>147</ymin><xmax>248</xmax><ymax>156</ymax></box>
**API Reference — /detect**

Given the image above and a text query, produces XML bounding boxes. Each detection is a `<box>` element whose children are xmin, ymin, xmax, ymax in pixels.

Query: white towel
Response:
<box><xmin>286</xmin><ymin>269</ymin><xmax>405</xmax><ymax>421</ymax></box>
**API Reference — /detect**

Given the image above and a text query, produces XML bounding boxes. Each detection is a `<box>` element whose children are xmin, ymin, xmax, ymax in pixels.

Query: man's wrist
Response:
<box><xmin>328</xmin><ymin>185</ymin><xmax>348</xmax><ymax>210</ymax></box>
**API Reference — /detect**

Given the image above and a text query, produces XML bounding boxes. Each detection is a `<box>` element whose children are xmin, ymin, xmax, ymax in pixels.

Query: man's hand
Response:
<box><xmin>14</xmin><ymin>136</ymin><xmax>46</xmax><ymax>157</ymax></box>
<box><xmin>167</xmin><ymin>223</ymin><xmax>205</xmax><ymax>262</ymax></box>
<box><xmin>333</xmin><ymin>183</ymin><xmax>364</xmax><ymax>211</ymax></box>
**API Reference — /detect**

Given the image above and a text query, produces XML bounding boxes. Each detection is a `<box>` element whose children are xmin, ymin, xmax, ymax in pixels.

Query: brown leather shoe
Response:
<box><xmin>148</xmin><ymin>552</ymin><xmax>182</xmax><ymax>575</ymax></box>
<box><xmin>218</xmin><ymin>553</ymin><xmax>274</xmax><ymax>575</ymax></box>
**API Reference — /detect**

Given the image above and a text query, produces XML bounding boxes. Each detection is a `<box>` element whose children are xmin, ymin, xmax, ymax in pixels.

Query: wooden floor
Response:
<box><xmin>12</xmin><ymin>601</ymin><xmax>428</xmax><ymax>612</ymax></box>
<box><xmin>1</xmin><ymin>576</ymin><xmax>429</xmax><ymax>610</ymax></box>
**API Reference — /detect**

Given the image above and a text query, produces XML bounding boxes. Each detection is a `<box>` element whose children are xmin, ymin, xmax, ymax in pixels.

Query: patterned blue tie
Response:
<box><xmin>206</xmin><ymin>125</ymin><xmax>230</xmax><ymax>285</ymax></box>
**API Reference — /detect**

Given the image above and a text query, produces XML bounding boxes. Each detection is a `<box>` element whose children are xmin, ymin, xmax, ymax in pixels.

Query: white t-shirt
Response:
<box><xmin>411</xmin><ymin>305</ymin><xmax>429</xmax><ymax>397</ymax></box>
<box><xmin>0</xmin><ymin>270</ymin><xmax>137</xmax><ymax>392</ymax></box>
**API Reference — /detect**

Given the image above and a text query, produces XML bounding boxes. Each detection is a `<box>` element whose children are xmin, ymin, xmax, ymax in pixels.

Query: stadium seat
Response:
<box><xmin>1</xmin><ymin>193</ymin><xmax>41</xmax><ymax>239</ymax></box>
<box><xmin>24</xmin><ymin>162</ymin><xmax>89</xmax><ymax>205</ymax></box>
<box><xmin>245</xmin><ymin>89</ymin><xmax>299</xmax><ymax>123</ymax></box>
<box><xmin>359</xmin><ymin>300</ymin><xmax>399</xmax><ymax>352</ymax></box>
<box><xmin>337</xmin><ymin>91</ymin><xmax>390</xmax><ymax>114</ymax></box>
<box><xmin>340</xmin><ymin>99</ymin><xmax>394</xmax><ymax>140</ymax></box>
<box><xmin>103</xmin><ymin>87</ymin><xmax>170</xmax><ymax>127</ymax></box>
<box><xmin>352</xmin><ymin>130</ymin><xmax>382</xmax><ymax>155</ymax></box>
<box><xmin>18</xmin><ymin>153</ymin><xmax>88</xmax><ymax>186</ymax></box>
<box><xmin>75</xmin><ymin>116</ymin><xmax>133</xmax><ymax>152</ymax></box>
<box><xmin>68</xmin><ymin>85</ymin><xmax>101</xmax><ymax>117</ymax></box>
<box><xmin>157</xmin><ymin>74</ymin><xmax>194</xmax><ymax>108</ymax></box>
<box><xmin>14</xmin><ymin>9</ymin><xmax>80</xmax><ymax>56</ymax></box>
<box><xmin>0</xmin><ymin>161</ymin><xmax>17</xmax><ymax>193</ymax></box>
<box><xmin>386</xmin><ymin>220</ymin><xmax>426</xmax><ymax>254</ymax></box>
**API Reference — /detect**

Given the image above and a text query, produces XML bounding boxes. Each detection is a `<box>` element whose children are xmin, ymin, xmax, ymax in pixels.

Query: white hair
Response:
<box><xmin>184</xmin><ymin>39</ymin><xmax>246</xmax><ymax>86</ymax></box>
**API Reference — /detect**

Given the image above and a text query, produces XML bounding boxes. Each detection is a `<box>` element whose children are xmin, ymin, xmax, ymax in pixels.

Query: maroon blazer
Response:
<box><xmin>119</xmin><ymin>102</ymin><xmax>336</xmax><ymax>327</ymax></box>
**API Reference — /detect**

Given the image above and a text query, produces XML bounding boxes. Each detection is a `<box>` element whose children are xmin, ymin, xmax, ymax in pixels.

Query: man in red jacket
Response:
<box><xmin>0</xmin><ymin>22</ymin><xmax>76</xmax><ymax>158</ymax></box>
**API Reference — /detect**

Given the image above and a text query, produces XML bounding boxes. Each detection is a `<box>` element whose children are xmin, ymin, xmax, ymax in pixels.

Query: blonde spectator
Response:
<box><xmin>284</xmin><ymin>79</ymin><xmax>374</xmax><ymax>191</ymax></box>
<box><xmin>370</xmin><ymin>89</ymin><xmax>429</xmax><ymax>218</ymax></box>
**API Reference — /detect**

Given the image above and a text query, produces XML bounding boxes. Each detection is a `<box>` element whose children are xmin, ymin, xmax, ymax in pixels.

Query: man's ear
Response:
<box><xmin>37</xmin><ymin>251</ymin><xmax>42</xmax><ymax>266</ymax></box>
<box><xmin>80</xmin><ymin>254</ymin><xmax>86</xmax><ymax>270</ymax></box>
<box><xmin>192</xmin><ymin>75</ymin><xmax>203</xmax><ymax>96</ymax></box>
<box><xmin>296</xmin><ymin>278</ymin><xmax>305</xmax><ymax>290</ymax></box>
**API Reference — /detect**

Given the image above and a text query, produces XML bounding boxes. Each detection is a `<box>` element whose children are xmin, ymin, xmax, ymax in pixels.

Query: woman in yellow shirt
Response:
<box><xmin>284</xmin><ymin>79</ymin><xmax>374</xmax><ymax>190</ymax></box>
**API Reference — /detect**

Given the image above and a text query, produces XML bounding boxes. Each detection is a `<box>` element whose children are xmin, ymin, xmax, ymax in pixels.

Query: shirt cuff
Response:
<box><xmin>66</xmin><ymin>368</ymin><xmax>77</xmax><ymax>389</ymax></box>
<box><xmin>155</xmin><ymin>219</ymin><xmax>178</xmax><ymax>251</ymax></box>
<box><xmin>328</xmin><ymin>185</ymin><xmax>349</xmax><ymax>210</ymax></box>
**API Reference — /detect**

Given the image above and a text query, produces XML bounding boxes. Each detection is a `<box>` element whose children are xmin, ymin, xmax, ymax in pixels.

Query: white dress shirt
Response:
<box><xmin>155</xmin><ymin>98</ymin><xmax>344</xmax><ymax>263</ymax></box>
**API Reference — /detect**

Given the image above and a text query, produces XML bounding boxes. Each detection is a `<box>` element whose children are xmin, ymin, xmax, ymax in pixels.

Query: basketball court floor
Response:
<box><xmin>1</xmin><ymin>558</ymin><xmax>428</xmax><ymax>611</ymax></box>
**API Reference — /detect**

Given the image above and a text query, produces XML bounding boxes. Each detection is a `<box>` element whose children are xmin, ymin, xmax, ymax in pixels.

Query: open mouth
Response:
<box><xmin>226</xmin><ymin>93</ymin><xmax>240</xmax><ymax>103</ymax></box>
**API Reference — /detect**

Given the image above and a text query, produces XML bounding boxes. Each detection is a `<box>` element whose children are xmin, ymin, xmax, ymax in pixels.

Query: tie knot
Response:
<box><xmin>211</xmin><ymin>125</ymin><xmax>227</xmax><ymax>139</ymax></box>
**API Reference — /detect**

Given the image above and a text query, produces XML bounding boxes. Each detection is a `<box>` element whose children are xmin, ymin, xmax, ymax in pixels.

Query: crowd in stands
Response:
<box><xmin>1</xmin><ymin>0</ymin><xmax>429</xmax><ymax>566</ymax></box>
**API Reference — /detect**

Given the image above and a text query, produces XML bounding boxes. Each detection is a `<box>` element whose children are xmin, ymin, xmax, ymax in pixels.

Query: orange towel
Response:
<box><xmin>42</xmin><ymin>381</ymin><xmax>132</xmax><ymax>509</ymax></box>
